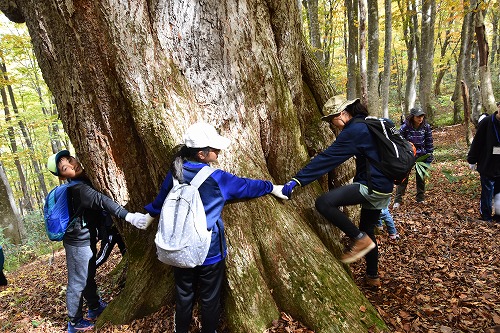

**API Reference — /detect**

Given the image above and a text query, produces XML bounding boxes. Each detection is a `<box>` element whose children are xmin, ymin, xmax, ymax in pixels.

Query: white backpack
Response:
<box><xmin>155</xmin><ymin>166</ymin><xmax>216</xmax><ymax>268</ymax></box>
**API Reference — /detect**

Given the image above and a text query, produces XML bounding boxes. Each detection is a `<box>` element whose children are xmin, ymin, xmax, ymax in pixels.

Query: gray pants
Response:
<box><xmin>64</xmin><ymin>243</ymin><xmax>99</xmax><ymax>322</ymax></box>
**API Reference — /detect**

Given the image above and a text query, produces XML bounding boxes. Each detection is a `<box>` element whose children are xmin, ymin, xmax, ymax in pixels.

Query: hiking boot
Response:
<box><xmin>389</xmin><ymin>234</ymin><xmax>400</xmax><ymax>241</ymax></box>
<box><xmin>393</xmin><ymin>202</ymin><xmax>400</xmax><ymax>209</ymax></box>
<box><xmin>340</xmin><ymin>233</ymin><xmax>375</xmax><ymax>264</ymax></box>
<box><xmin>67</xmin><ymin>319</ymin><xmax>94</xmax><ymax>332</ymax></box>
<box><xmin>87</xmin><ymin>299</ymin><xmax>107</xmax><ymax>320</ymax></box>
<box><xmin>365</xmin><ymin>275</ymin><xmax>381</xmax><ymax>289</ymax></box>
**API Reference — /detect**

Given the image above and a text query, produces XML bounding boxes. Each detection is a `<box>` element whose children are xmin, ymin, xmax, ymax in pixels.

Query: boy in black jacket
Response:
<box><xmin>467</xmin><ymin>104</ymin><xmax>500</xmax><ymax>222</ymax></box>
<box><xmin>47</xmin><ymin>150</ymin><xmax>150</xmax><ymax>333</ymax></box>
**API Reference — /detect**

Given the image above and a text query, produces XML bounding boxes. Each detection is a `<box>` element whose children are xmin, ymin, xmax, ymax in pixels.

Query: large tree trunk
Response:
<box><xmin>1</xmin><ymin>1</ymin><xmax>386</xmax><ymax>332</ymax></box>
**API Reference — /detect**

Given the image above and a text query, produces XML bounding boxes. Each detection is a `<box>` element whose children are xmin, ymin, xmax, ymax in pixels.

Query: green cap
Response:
<box><xmin>47</xmin><ymin>150</ymin><xmax>70</xmax><ymax>176</ymax></box>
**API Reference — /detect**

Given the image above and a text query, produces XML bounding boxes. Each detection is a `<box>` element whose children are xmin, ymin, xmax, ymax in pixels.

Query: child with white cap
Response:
<box><xmin>145</xmin><ymin>122</ymin><xmax>286</xmax><ymax>333</ymax></box>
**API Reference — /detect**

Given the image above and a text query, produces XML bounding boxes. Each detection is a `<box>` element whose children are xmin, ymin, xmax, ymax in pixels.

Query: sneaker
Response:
<box><xmin>393</xmin><ymin>203</ymin><xmax>400</xmax><ymax>209</ymax></box>
<box><xmin>87</xmin><ymin>299</ymin><xmax>107</xmax><ymax>320</ymax></box>
<box><xmin>67</xmin><ymin>319</ymin><xmax>94</xmax><ymax>332</ymax></box>
<box><xmin>389</xmin><ymin>234</ymin><xmax>400</xmax><ymax>240</ymax></box>
<box><xmin>340</xmin><ymin>233</ymin><xmax>375</xmax><ymax>264</ymax></box>
<box><xmin>365</xmin><ymin>275</ymin><xmax>381</xmax><ymax>289</ymax></box>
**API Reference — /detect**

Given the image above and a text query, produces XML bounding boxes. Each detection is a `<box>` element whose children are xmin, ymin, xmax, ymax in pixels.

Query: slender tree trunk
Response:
<box><xmin>475</xmin><ymin>6</ymin><xmax>496</xmax><ymax>114</ymax></box>
<box><xmin>346</xmin><ymin>0</ymin><xmax>360</xmax><ymax>99</ymax></box>
<box><xmin>461</xmin><ymin>81</ymin><xmax>473</xmax><ymax>145</ymax></box>
<box><xmin>1</xmin><ymin>63</ymin><xmax>49</xmax><ymax>200</ymax></box>
<box><xmin>453</xmin><ymin>0</ymin><xmax>473</xmax><ymax>124</ymax></box>
<box><xmin>381</xmin><ymin>0</ymin><xmax>392</xmax><ymax>118</ymax></box>
<box><xmin>490</xmin><ymin>0</ymin><xmax>499</xmax><ymax>66</ymax></box>
<box><xmin>433</xmin><ymin>12</ymin><xmax>454</xmax><ymax>97</ymax></box>
<box><xmin>0</xmin><ymin>162</ymin><xmax>25</xmax><ymax>244</ymax></box>
<box><xmin>465</xmin><ymin>0</ymin><xmax>481</xmax><ymax>120</ymax></box>
<box><xmin>1</xmin><ymin>1</ymin><xmax>386</xmax><ymax>332</ymax></box>
<box><xmin>404</xmin><ymin>0</ymin><xmax>418</xmax><ymax>115</ymax></box>
<box><xmin>366</xmin><ymin>0</ymin><xmax>380</xmax><ymax>115</ymax></box>
<box><xmin>359</xmin><ymin>0</ymin><xmax>368</xmax><ymax>104</ymax></box>
<box><xmin>303</xmin><ymin>0</ymin><xmax>324</xmax><ymax>66</ymax></box>
<box><xmin>418</xmin><ymin>0</ymin><xmax>436</xmax><ymax>122</ymax></box>
<box><xmin>0</xmin><ymin>63</ymin><xmax>33</xmax><ymax>212</ymax></box>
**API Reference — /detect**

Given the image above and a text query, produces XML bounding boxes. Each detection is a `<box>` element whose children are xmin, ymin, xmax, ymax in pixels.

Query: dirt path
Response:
<box><xmin>1</xmin><ymin>124</ymin><xmax>499</xmax><ymax>333</ymax></box>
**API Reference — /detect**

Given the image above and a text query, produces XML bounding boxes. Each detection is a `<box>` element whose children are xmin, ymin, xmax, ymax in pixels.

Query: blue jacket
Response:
<box><xmin>145</xmin><ymin>161</ymin><xmax>273</xmax><ymax>265</ymax></box>
<box><xmin>293</xmin><ymin>114</ymin><xmax>393</xmax><ymax>193</ymax></box>
<box><xmin>400</xmin><ymin>118</ymin><xmax>434</xmax><ymax>163</ymax></box>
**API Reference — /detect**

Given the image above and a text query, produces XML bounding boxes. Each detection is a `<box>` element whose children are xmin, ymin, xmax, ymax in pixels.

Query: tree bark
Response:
<box><xmin>1</xmin><ymin>0</ymin><xmax>385</xmax><ymax>332</ymax></box>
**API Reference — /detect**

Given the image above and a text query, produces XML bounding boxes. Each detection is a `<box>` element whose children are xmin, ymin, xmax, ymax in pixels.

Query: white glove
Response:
<box><xmin>469</xmin><ymin>163</ymin><xmax>477</xmax><ymax>171</ymax></box>
<box><xmin>125</xmin><ymin>212</ymin><xmax>148</xmax><ymax>230</ymax></box>
<box><xmin>144</xmin><ymin>213</ymin><xmax>155</xmax><ymax>229</ymax></box>
<box><xmin>271</xmin><ymin>185</ymin><xmax>289</xmax><ymax>200</ymax></box>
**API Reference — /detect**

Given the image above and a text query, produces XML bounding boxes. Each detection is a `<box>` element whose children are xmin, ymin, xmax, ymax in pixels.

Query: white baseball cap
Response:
<box><xmin>183</xmin><ymin>122</ymin><xmax>231</xmax><ymax>149</ymax></box>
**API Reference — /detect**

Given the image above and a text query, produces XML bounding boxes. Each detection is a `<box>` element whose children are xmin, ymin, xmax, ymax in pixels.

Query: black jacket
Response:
<box><xmin>467</xmin><ymin>111</ymin><xmax>500</xmax><ymax>178</ymax></box>
<box><xmin>64</xmin><ymin>178</ymin><xmax>129</xmax><ymax>247</ymax></box>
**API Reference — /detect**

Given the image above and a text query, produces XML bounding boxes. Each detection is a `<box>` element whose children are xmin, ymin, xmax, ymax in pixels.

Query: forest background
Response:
<box><xmin>0</xmin><ymin>0</ymin><xmax>499</xmax><ymax>332</ymax></box>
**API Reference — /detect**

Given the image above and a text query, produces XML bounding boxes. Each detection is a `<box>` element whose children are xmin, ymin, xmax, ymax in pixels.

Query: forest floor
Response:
<box><xmin>0</xmin><ymin>123</ymin><xmax>499</xmax><ymax>333</ymax></box>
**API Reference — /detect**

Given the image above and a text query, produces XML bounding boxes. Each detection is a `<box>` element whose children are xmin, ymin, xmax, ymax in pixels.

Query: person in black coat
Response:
<box><xmin>467</xmin><ymin>103</ymin><xmax>500</xmax><ymax>222</ymax></box>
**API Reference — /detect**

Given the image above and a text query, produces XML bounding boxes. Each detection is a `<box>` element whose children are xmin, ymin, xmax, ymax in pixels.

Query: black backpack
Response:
<box><xmin>356</xmin><ymin>116</ymin><xmax>416</xmax><ymax>187</ymax></box>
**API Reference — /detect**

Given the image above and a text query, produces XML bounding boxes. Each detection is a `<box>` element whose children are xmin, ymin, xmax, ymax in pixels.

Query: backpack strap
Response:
<box><xmin>66</xmin><ymin>180</ymin><xmax>85</xmax><ymax>223</ymax></box>
<box><xmin>190</xmin><ymin>166</ymin><xmax>216</xmax><ymax>188</ymax></box>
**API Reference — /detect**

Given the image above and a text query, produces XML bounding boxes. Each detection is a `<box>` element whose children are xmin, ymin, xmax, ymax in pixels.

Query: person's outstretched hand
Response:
<box><xmin>271</xmin><ymin>185</ymin><xmax>289</xmax><ymax>200</ymax></box>
<box><xmin>125</xmin><ymin>212</ymin><xmax>148</xmax><ymax>230</ymax></box>
<box><xmin>282</xmin><ymin>180</ymin><xmax>298</xmax><ymax>199</ymax></box>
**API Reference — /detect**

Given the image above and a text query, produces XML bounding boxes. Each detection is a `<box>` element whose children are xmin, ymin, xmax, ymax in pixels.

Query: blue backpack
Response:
<box><xmin>43</xmin><ymin>181</ymin><xmax>81</xmax><ymax>241</ymax></box>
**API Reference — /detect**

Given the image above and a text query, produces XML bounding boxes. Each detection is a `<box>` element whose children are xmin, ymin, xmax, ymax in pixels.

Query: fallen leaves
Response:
<box><xmin>351</xmin><ymin>124</ymin><xmax>500</xmax><ymax>333</ymax></box>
